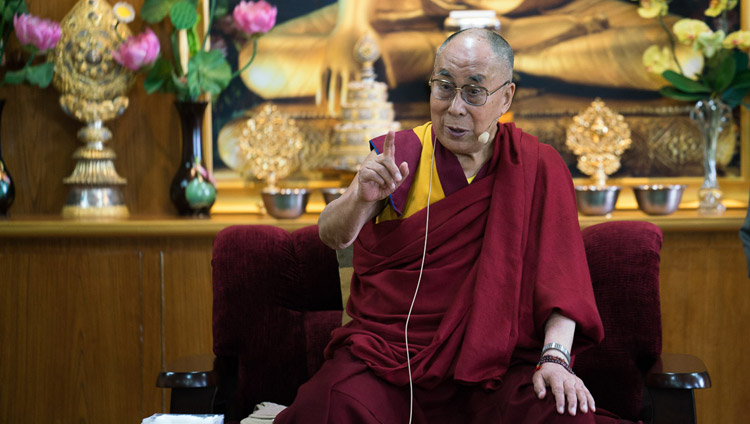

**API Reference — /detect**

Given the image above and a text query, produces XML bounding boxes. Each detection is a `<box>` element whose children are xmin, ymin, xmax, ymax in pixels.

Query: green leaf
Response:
<box><xmin>727</xmin><ymin>81</ymin><xmax>750</xmax><ymax>92</ymax></box>
<box><xmin>169</xmin><ymin>1</ymin><xmax>197</xmax><ymax>30</ymax></box>
<box><xmin>3</xmin><ymin>67</ymin><xmax>26</xmax><ymax>85</ymax></box>
<box><xmin>2</xmin><ymin>0</ymin><xmax>27</xmax><ymax>24</ymax></box>
<box><xmin>734</xmin><ymin>50</ymin><xmax>748</xmax><ymax>73</ymax></box>
<box><xmin>211</xmin><ymin>0</ymin><xmax>231</xmax><ymax>18</ymax></box>
<box><xmin>659</xmin><ymin>86</ymin><xmax>708</xmax><ymax>102</ymax></box>
<box><xmin>144</xmin><ymin>57</ymin><xmax>174</xmax><ymax>94</ymax></box>
<box><xmin>731</xmin><ymin>70</ymin><xmax>750</xmax><ymax>87</ymax></box>
<box><xmin>214</xmin><ymin>0</ymin><xmax>229</xmax><ymax>18</ymax></box>
<box><xmin>169</xmin><ymin>30</ymin><xmax>183</xmax><ymax>76</ymax></box>
<box><xmin>661</xmin><ymin>70</ymin><xmax>712</xmax><ymax>94</ymax></box>
<box><xmin>142</xmin><ymin>0</ymin><xmax>197</xmax><ymax>24</ymax></box>
<box><xmin>23</xmin><ymin>43</ymin><xmax>39</xmax><ymax>55</ymax></box>
<box><xmin>722</xmin><ymin>84</ymin><xmax>750</xmax><ymax>108</ymax></box>
<box><xmin>713</xmin><ymin>53</ymin><xmax>736</xmax><ymax>94</ymax></box>
<box><xmin>187</xmin><ymin>22</ymin><xmax>200</xmax><ymax>57</ymax></box>
<box><xmin>187</xmin><ymin>49</ymin><xmax>231</xmax><ymax>100</ymax></box>
<box><xmin>172</xmin><ymin>73</ymin><xmax>190</xmax><ymax>101</ymax></box>
<box><xmin>141</xmin><ymin>0</ymin><xmax>179</xmax><ymax>24</ymax></box>
<box><xmin>25</xmin><ymin>62</ymin><xmax>54</xmax><ymax>88</ymax></box>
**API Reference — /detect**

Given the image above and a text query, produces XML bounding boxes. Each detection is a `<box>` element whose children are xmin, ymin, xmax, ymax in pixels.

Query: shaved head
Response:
<box><xmin>436</xmin><ymin>28</ymin><xmax>514</xmax><ymax>77</ymax></box>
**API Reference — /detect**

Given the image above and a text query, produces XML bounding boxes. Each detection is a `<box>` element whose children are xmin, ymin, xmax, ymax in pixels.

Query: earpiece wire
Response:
<box><xmin>405</xmin><ymin>131</ymin><xmax>437</xmax><ymax>424</ymax></box>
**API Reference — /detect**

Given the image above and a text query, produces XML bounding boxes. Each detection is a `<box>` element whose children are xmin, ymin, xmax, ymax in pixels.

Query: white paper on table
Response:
<box><xmin>141</xmin><ymin>414</ymin><xmax>223</xmax><ymax>424</ymax></box>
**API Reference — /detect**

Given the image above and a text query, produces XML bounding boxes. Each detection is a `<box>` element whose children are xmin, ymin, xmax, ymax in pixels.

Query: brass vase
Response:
<box><xmin>51</xmin><ymin>0</ymin><xmax>134</xmax><ymax>219</ymax></box>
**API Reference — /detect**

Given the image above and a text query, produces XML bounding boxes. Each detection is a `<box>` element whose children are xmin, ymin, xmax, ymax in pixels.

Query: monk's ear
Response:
<box><xmin>500</xmin><ymin>82</ymin><xmax>515</xmax><ymax>115</ymax></box>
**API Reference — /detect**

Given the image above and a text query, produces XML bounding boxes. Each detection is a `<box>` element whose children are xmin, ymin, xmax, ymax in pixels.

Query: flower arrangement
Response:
<box><xmin>638</xmin><ymin>0</ymin><xmax>750</xmax><ymax>108</ymax></box>
<box><xmin>1</xmin><ymin>1</ymin><xmax>61</xmax><ymax>88</ymax></box>
<box><xmin>113</xmin><ymin>0</ymin><xmax>277</xmax><ymax>102</ymax></box>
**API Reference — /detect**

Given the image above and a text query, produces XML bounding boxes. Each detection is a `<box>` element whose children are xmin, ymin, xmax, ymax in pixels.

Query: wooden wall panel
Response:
<box><xmin>162</xmin><ymin>238</ymin><xmax>214</xmax><ymax>363</ymax></box>
<box><xmin>660</xmin><ymin>232</ymin><xmax>750</xmax><ymax>424</ymax></box>
<box><xmin>0</xmin><ymin>239</ymin><xmax>145</xmax><ymax>424</ymax></box>
<box><xmin>139</xmin><ymin>242</ymin><xmax>169</xmax><ymax>416</ymax></box>
<box><xmin>0</xmin><ymin>236</ymin><xmax>216</xmax><ymax>424</ymax></box>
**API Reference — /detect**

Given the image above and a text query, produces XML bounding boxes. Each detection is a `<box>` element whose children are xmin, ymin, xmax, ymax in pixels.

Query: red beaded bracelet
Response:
<box><xmin>536</xmin><ymin>354</ymin><xmax>576</xmax><ymax>375</ymax></box>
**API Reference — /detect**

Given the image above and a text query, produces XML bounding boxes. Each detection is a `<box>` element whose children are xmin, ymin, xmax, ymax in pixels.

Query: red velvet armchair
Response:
<box><xmin>158</xmin><ymin>221</ymin><xmax>710</xmax><ymax>423</ymax></box>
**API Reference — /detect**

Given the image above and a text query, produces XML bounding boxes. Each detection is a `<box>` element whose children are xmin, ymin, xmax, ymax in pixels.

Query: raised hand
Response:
<box><xmin>357</xmin><ymin>131</ymin><xmax>409</xmax><ymax>203</ymax></box>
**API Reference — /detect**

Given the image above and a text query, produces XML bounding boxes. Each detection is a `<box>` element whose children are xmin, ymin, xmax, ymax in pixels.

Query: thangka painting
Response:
<box><xmin>210</xmin><ymin>0</ymin><xmax>745</xmax><ymax>181</ymax></box>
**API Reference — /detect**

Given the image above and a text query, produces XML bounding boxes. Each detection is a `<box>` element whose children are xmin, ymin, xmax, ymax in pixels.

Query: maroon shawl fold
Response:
<box><xmin>326</xmin><ymin>122</ymin><xmax>604</xmax><ymax>390</ymax></box>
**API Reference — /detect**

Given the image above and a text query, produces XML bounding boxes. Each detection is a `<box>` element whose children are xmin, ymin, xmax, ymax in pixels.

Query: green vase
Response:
<box><xmin>169</xmin><ymin>101</ymin><xmax>216</xmax><ymax>217</ymax></box>
<box><xmin>0</xmin><ymin>99</ymin><xmax>15</xmax><ymax>218</ymax></box>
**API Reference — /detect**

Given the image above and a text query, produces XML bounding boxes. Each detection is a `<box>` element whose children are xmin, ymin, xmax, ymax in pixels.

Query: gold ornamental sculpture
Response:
<box><xmin>51</xmin><ymin>0</ymin><xmax>134</xmax><ymax>219</ymax></box>
<box><xmin>566</xmin><ymin>98</ymin><xmax>632</xmax><ymax>186</ymax></box>
<box><xmin>237</xmin><ymin>103</ymin><xmax>304</xmax><ymax>189</ymax></box>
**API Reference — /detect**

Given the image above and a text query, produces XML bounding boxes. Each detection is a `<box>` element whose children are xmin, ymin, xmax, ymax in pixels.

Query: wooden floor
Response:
<box><xmin>0</xmin><ymin>211</ymin><xmax>748</xmax><ymax>424</ymax></box>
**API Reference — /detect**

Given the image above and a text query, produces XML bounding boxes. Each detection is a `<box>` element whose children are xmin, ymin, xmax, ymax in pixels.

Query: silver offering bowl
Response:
<box><xmin>261</xmin><ymin>188</ymin><xmax>310</xmax><ymax>219</ymax></box>
<box><xmin>632</xmin><ymin>184</ymin><xmax>686</xmax><ymax>216</ymax></box>
<box><xmin>321</xmin><ymin>188</ymin><xmax>347</xmax><ymax>204</ymax></box>
<box><xmin>574</xmin><ymin>185</ymin><xmax>621</xmax><ymax>216</ymax></box>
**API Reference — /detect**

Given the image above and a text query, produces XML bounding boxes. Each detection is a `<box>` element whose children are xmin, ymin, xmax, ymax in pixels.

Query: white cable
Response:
<box><xmin>405</xmin><ymin>132</ymin><xmax>437</xmax><ymax>424</ymax></box>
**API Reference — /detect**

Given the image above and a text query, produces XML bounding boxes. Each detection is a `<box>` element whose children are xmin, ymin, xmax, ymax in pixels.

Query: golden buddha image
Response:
<box><xmin>213</xmin><ymin>0</ymin><xmax>736</xmax><ymax>180</ymax></box>
<box><xmin>239</xmin><ymin>0</ymin><xmax>700</xmax><ymax>104</ymax></box>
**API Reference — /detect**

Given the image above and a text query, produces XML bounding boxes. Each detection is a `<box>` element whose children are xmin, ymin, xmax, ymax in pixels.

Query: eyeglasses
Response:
<box><xmin>429</xmin><ymin>78</ymin><xmax>511</xmax><ymax>106</ymax></box>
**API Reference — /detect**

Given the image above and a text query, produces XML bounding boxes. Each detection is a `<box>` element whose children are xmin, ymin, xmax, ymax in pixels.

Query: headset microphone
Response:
<box><xmin>479</xmin><ymin>116</ymin><xmax>503</xmax><ymax>145</ymax></box>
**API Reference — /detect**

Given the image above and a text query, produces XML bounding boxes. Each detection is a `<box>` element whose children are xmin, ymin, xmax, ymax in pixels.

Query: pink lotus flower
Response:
<box><xmin>13</xmin><ymin>14</ymin><xmax>61</xmax><ymax>53</ymax></box>
<box><xmin>112</xmin><ymin>28</ymin><xmax>160</xmax><ymax>71</ymax></box>
<box><xmin>233</xmin><ymin>0</ymin><xmax>277</xmax><ymax>35</ymax></box>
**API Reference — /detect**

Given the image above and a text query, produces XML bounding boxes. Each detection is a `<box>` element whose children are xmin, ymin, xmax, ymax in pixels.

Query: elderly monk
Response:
<box><xmin>275</xmin><ymin>28</ymin><xmax>628</xmax><ymax>423</ymax></box>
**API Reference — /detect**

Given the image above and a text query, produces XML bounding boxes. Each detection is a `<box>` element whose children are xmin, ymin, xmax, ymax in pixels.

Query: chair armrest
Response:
<box><xmin>157</xmin><ymin>354</ymin><xmax>218</xmax><ymax>389</ymax></box>
<box><xmin>643</xmin><ymin>354</ymin><xmax>711</xmax><ymax>424</ymax></box>
<box><xmin>157</xmin><ymin>354</ymin><xmax>218</xmax><ymax>414</ymax></box>
<box><xmin>645</xmin><ymin>353</ymin><xmax>711</xmax><ymax>390</ymax></box>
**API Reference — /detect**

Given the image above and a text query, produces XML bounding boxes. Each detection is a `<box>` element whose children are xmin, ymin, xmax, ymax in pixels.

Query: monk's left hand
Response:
<box><xmin>532</xmin><ymin>362</ymin><xmax>595</xmax><ymax>416</ymax></box>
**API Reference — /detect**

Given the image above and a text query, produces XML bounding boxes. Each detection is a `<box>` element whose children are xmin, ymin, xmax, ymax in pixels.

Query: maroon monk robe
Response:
<box><xmin>275</xmin><ymin>122</ymin><xmax>625</xmax><ymax>423</ymax></box>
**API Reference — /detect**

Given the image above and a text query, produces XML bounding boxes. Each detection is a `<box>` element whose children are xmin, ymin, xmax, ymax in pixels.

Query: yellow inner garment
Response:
<box><xmin>377</xmin><ymin>122</ymin><xmax>474</xmax><ymax>222</ymax></box>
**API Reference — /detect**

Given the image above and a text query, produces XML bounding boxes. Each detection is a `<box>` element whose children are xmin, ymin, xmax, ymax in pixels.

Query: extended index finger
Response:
<box><xmin>383</xmin><ymin>131</ymin><xmax>396</xmax><ymax>158</ymax></box>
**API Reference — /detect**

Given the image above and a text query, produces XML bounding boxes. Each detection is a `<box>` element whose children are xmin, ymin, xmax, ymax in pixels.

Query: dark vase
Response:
<box><xmin>0</xmin><ymin>99</ymin><xmax>15</xmax><ymax>218</ymax></box>
<box><xmin>169</xmin><ymin>101</ymin><xmax>216</xmax><ymax>217</ymax></box>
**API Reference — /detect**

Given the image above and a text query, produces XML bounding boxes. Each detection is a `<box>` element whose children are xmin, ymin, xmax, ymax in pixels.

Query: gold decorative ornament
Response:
<box><xmin>237</xmin><ymin>103</ymin><xmax>304</xmax><ymax>189</ymax></box>
<box><xmin>565</xmin><ymin>98</ymin><xmax>632</xmax><ymax>186</ymax></box>
<box><xmin>51</xmin><ymin>0</ymin><xmax>134</xmax><ymax>219</ymax></box>
<box><xmin>329</xmin><ymin>33</ymin><xmax>400</xmax><ymax>172</ymax></box>
<box><xmin>443</xmin><ymin>10</ymin><xmax>501</xmax><ymax>31</ymax></box>
<box><xmin>218</xmin><ymin>104</ymin><xmax>333</xmax><ymax>177</ymax></box>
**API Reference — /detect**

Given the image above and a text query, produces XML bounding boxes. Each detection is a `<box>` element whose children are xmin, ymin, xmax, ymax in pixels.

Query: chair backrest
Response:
<box><xmin>212</xmin><ymin>225</ymin><xmax>342</xmax><ymax>416</ymax></box>
<box><xmin>212</xmin><ymin>221</ymin><xmax>663</xmax><ymax>420</ymax></box>
<box><xmin>574</xmin><ymin>221</ymin><xmax>663</xmax><ymax>420</ymax></box>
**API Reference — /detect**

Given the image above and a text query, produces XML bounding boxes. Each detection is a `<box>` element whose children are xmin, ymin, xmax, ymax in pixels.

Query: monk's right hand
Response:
<box><xmin>357</xmin><ymin>131</ymin><xmax>410</xmax><ymax>203</ymax></box>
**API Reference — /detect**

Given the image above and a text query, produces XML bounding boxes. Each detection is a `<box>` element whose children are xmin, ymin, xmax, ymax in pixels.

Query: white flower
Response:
<box><xmin>113</xmin><ymin>2</ymin><xmax>135</xmax><ymax>23</ymax></box>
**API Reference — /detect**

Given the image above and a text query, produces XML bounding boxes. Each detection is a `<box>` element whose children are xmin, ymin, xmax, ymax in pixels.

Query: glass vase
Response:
<box><xmin>169</xmin><ymin>101</ymin><xmax>217</xmax><ymax>217</ymax></box>
<box><xmin>0</xmin><ymin>99</ymin><xmax>15</xmax><ymax>218</ymax></box>
<box><xmin>690</xmin><ymin>99</ymin><xmax>731</xmax><ymax>216</ymax></box>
